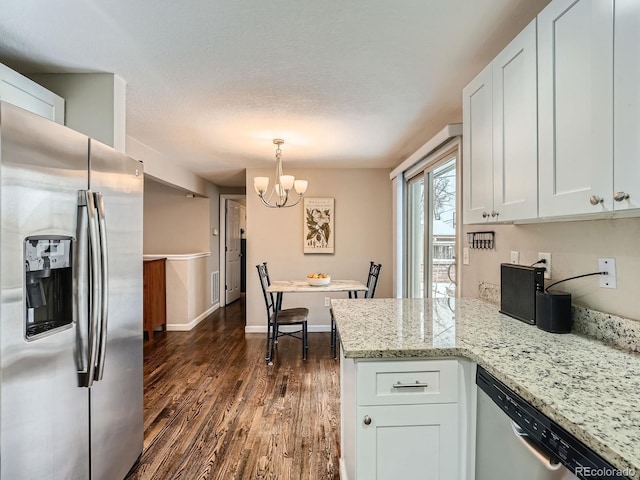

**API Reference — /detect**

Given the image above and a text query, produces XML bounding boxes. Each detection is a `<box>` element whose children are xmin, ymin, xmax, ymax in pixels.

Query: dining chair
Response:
<box><xmin>257</xmin><ymin>262</ymin><xmax>308</xmax><ymax>365</ymax></box>
<box><xmin>332</xmin><ymin>261</ymin><xmax>382</xmax><ymax>358</ymax></box>
<box><xmin>364</xmin><ymin>261</ymin><xmax>383</xmax><ymax>299</ymax></box>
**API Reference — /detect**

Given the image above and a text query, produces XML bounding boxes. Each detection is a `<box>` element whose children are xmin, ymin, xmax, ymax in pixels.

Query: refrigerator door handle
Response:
<box><xmin>94</xmin><ymin>192</ymin><xmax>109</xmax><ymax>381</ymax></box>
<box><xmin>81</xmin><ymin>190</ymin><xmax>102</xmax><ymax>387</ymax></box>
<box><xmin>76</xmin><ymin>192</ymin><xmax>90</xmax><ymax>383</ymax></box>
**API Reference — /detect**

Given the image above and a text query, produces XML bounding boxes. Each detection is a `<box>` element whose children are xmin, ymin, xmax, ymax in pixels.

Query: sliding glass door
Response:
<box><xmin>407</xmin><ymin>176</ymin><xmax>425</xmax><ymax>298</ymax></box>
<box><xmin>406</xmin><ymin>152</ymin><xmax>457</xmax><ymax>298</ymax></box>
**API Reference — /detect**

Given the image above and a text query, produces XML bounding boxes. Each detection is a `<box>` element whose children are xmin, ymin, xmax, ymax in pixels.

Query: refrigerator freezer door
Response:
<box><xmin>0</xmin><ymin>102</ymin><xmax>91</xmax><ymax>479</ymax></box>
<box><xmin>88</xmin><ymin>138</ymin><xmax>144</xmax><ymax>480</ymax></box>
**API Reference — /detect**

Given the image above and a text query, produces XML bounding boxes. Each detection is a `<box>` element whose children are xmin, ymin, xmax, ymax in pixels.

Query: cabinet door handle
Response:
<box><xmin>392</xmin><ymin>380</ymin><xmax>429</xmax><ymax>389</ymax></box>
<box><xmin>613</xmin><ymin>191</ymin><xmax>629</xmax><ymax>202</ymax></box>
<box><xmin>363</xmin><ymin>415</ymin><xmax>372</xmax><ymax>425</ymax></box>
<box><xmin>482</xmin><ymin>211</ymin><xmax>489</xmax><ymax>218</ymax></box>
<box><xmin>491</xmin><ymin>210</ymin><xmax>498</xmax><ymax>217</ymax></box>
<box><xmin>589</xmin><ymin>195</ymin><xmax>603</xmax><ymax>205</ymax></box>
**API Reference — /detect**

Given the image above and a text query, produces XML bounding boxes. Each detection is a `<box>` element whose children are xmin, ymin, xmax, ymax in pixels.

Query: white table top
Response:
<box><xmin>267</xmin><ymin>279</ymin><xmax>367</xmax><ymax>293</ymax></box>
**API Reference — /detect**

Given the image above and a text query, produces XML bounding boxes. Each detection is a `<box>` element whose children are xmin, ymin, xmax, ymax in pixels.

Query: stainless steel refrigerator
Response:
<box><xmin>0</xmin><ymin>101</ymin><xmax>144</xmax><ymax>479</ymax></box>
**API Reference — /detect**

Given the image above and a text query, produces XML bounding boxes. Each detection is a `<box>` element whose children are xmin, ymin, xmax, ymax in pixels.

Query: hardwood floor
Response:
<box><xmin>125</xmin><ymin>297</ymin><xmax>341</xmax><ymax>480</ymax></box>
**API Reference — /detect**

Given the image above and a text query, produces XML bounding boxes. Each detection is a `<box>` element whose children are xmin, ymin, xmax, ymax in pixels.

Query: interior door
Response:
<box><xmin>225</xmin><ymin>199</ymin><xmax>241</xmax><ymax>304</ymax></box>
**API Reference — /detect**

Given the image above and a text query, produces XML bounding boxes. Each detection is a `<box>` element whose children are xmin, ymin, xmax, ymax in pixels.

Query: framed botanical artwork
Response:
<box><xmin>303</xmin><ymin>198</ymin><xmax>334</xmax><ymax>254</ymax></box>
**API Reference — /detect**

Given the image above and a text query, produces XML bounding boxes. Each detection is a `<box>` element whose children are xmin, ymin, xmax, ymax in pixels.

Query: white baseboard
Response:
<box><xmin>166</xmin><ymin>303</ymin><xmax>219</xmax><ymax>331</ymax></box>
<box><xmin>339</xmin><ymin>459</ymin><xmax>349</xmax><ymax>480</ymax></box>
<box><xmin>245</xmin><ymin>324</ymin><xmax>331</xmax><ymax>334</ymax></box>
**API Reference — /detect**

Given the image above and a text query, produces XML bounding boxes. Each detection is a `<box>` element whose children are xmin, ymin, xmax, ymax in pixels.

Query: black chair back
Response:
<box><xmin>256</xmin><ymin>262</ymin><xmax>275</xmax><ymax>317</ymax></box>
<box><xmin>365</xmin><ymin>262</ymin><xmax>382</xmax><ymax>298</ymax></box>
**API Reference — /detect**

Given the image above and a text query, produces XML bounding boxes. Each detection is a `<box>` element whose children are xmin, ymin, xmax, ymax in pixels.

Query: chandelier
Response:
<box><xmin>254</xmin><ymin>139</ymin><xmax>308</xmax><ymax>208</ymax></box>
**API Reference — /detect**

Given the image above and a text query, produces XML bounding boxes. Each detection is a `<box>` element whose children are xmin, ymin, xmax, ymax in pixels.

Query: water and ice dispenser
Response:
<box><xmin>24</xmin><ymin>237</ymin><xmax>73</xmax><ymax>339</ymax></box>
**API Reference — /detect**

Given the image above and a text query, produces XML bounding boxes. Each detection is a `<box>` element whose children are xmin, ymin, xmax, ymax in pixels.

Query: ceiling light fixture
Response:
<box><xmin>254</xmin><ymin>139</ymin><xmax>308</xmax><ymax>208</ymax></box>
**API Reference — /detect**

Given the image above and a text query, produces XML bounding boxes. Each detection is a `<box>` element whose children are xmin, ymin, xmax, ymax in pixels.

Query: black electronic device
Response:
<box><xmin>500</xmin><ymin>264</ymin><xmax>545</xmax><ymax>325</ymax></box>
<box><xmin>535</xmin><ymin>290</ymin><xmax>573</xmax><ymax>333</ymax></box>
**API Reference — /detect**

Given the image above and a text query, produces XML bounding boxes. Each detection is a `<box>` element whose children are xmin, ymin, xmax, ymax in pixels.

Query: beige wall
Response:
<box><xmin>461</xmin><ymin>217</ymin><xmax>640</xmax><ymax>320</ymax></box>
<box><xmin>143</xmin><ymin>178</ymin><xmax>210</xmax><ymax>254</ymax></box>
<box><xmin>144</xmin><ymin>177</ymin><xmax>222</xmax><ymax>330</ymax></box>
<box><xmin>30</xmin><ymin>73</ymin><xmax>127</xmax><ymax>152</ymax></box>
<box><xmin>164</xmin><ymin>256</ymin><xmax>212</xmax><ymax>329</ymax></box>
<box><xmin>246</xmin><ymin>168</ymin><xmax>393</xmax><ymax>330</ymax></box>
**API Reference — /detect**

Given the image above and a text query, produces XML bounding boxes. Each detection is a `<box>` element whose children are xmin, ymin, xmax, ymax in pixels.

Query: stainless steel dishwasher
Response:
<box><xmin>475</xmin><ymin>366</ymin><xmax>631</xmax><ymax>480</ymax></box>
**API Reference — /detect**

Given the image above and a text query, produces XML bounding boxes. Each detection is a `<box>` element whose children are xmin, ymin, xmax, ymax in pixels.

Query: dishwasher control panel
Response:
<box><xmin>476</xmin><ymin>366</ymin><xmax>630</xmax><ymax>479</ymax></box>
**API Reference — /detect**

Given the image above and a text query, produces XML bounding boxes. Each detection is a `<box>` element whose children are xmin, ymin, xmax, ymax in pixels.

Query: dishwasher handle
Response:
<box><xmin>511</xmin><ymin>421</ymin><xmax>563</xmax><ymax>471</ymax></box>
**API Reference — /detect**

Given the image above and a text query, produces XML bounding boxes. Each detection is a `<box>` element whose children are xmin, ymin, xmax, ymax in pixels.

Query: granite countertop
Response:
<box><xmin>331</xmin><ymin>297</ymin><xmax>640</xmax><ymax>478</ymax></box>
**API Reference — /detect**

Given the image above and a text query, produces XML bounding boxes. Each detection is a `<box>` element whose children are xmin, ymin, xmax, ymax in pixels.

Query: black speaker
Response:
<box><xmin>535</xmin><ymin>290</ymin><xmax>572</xmax><ymax>333</ymax></box>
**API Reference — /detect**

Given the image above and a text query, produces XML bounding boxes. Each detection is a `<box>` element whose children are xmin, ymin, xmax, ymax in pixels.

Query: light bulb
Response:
<box><xmin>294</xmin><ymin>180</ymin><xmax>308</xmax><ymax>194</ymax></box>
<box><xmin>254</xmin><ymin>177</ymin><xmax>269</xmax><ymax>195</ymax></box>
<box><xmin>280</xmin><ymin>175</ymin><xmax>295</xmax><ymax>191</ymax></box>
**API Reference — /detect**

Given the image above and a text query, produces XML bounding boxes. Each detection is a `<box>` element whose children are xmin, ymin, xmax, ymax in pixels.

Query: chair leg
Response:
<box><xmin>302</xmin><ymin>322</ymin><xmax>308</xmax><ymax>361</ymax></box>
<box><xmin>330</xmin><ymin>317</ymin><xmax>334</xmax><ymax>350</ymax></box>
<box><xmin>269</xmin><ymin>323</ymin><xmax>278</xmax><ymax>366</ymax></box>
<box><xmin>331</xmin><ymin>316</ymin><xmax>337</xmax><ymax>360</ymax></box>
<box><xmin>265</xmin><ymin>321</ymin><xmax>272</xmax><ymax>363</ymax></box>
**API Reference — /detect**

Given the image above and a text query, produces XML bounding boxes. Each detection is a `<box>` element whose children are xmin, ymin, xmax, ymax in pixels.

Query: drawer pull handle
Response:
<box><xmin>392</xmin><ymin>380</ymin><xmax>429</xmax><ymax>389</ymax></box>
<box><xmin>363</xmin><ymin>415</ymin><xmax>372</xmax><ymax>425</ymax></box>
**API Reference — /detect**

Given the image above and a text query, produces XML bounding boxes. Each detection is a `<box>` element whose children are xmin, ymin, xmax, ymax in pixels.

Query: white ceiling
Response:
<box><xmin>0</xmin><ymin>0</ymin><xmax>550</xmax><ymax>187</ymax></box>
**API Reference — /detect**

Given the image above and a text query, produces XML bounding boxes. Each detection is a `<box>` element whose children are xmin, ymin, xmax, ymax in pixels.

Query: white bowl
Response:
<box><xmin>307</xmin><ymin>276</ymin><xmax>331</xmax><ymax>286</ymax></box>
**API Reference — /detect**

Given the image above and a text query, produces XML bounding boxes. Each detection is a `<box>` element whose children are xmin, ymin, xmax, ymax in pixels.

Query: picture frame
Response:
<box><xmin>303</xmin><ymin>198</ymin><xmax>334</xmax><ymax>254</ymax></box>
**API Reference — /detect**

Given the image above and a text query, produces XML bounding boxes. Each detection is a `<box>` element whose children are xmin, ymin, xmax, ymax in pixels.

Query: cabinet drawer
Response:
<box><xmin>356</xmin><ymin>359</ymin><xmax>458</xmax><ymax>406</ymax></box>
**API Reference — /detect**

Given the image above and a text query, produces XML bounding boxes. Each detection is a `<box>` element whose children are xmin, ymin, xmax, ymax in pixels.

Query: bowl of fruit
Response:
<box><xmin>307</xmin><ymin>273</ymin><xmax>331</xmax><ymax>286</ymax></box>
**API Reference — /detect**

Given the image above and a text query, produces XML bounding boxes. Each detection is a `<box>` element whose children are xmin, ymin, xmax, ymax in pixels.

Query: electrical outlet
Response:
<box><xmin>325</xmin><ymin>297</ymin><xmax>331</xmax><ymax>307</ymax></box>
<box><xmin>598</xmin><ymin>258</ymin><xmax>617</xmax><ymax>289</ymax></box>
<box><xmin>510</xmin><ymin>251</ymin><xmax>520</xmax><ymax>264</ymax></box>
<box><xmin>538</xmin><ymin>253</ymin><xmax>552</xmax><ymax>279</ymax></box>
<box><xmin>463</xmin><ymin>247</ymin><xmax>470</xmax><ymax>265</ymax></box>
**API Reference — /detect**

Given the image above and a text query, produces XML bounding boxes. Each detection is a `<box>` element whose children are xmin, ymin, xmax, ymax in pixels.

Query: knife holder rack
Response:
<box><xmin>467</xmin><ymin>231</ymin><xmax>494</xmax><ymax>249</ymax></box>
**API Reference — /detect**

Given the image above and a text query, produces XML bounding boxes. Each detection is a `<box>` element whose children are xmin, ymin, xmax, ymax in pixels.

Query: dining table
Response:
<box><xmin>267</xmin><ymin>279</ymin><xmax>368</xmax><ymax>299</ymax></box>
<box><xmin>265</xmin><ymin>279</ymin><xmax>368</xmax><ymax>363</ymax></box>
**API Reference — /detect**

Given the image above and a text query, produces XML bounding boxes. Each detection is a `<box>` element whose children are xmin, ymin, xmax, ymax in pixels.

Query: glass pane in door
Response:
<box><xmin>429</xmin><ymin>158</ymin><xmax>456</xmax><ymax>298</ymax></box>
<box><xmin>407</xmin><ymin>177</ymin><xmax>424</xmax><ymax>298</ymax></box>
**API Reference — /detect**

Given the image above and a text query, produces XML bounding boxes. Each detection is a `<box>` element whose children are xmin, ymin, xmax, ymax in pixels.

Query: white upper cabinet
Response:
<box><xmin>0</xmin><ymin>63</ymin><xmax>65</xmax><ymax>124</ymax></box>
<box><xmin>538</xmin><ymin>0</ymin><xmax>614</xmax><ymax>217</ymax></box>
<box><xmin>463</xmin><ymin>19</ymin><xmax>537</xmax><ymax>224</ymax></box>
<box><xmin>463</xmin><ymin>64</ymin><xmax>493</xmax><ymax>224</ymax></box>
<box><xmin>492</xmin><ymin>19</ymin><xmax>538</xmax><ymax>222</ymax></box>
<box><xmin>614</xmin><ymin>0</ymin><xmax>640</xmax><ymax>211</ymax></box>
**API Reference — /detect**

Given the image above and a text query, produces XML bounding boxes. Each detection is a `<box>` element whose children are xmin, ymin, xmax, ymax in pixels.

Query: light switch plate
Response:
<box><xmin>598</xmin><ymin>258</ymin><xmax>617</xmax><ymax>288</ymax></box>
<box><xmin>510</xmin><ymin>251</ymin><xmax>520</xmax><ymax>264</ymax></box>
<box><xmin>463</xmin><ymin>247</ymin><xmax>470</xmax><ymax>265</ymax></box>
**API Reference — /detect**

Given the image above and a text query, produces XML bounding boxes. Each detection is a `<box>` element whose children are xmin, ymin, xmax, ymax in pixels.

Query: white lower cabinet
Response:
<box><xmin>341</xmin><ymin>356</ymin><xmax>471</xmax><ymax>480</ymax></box>
<box><xmin>356</xmin><ymin>403</ymin><xmax>459</xmax><ymax>480</ymax></box>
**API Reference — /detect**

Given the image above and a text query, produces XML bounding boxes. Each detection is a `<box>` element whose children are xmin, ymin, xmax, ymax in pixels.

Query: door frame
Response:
<box><xmin>219</xmin><ymin>194</ymin><xmax>246</xmax><ymax>307</ymax></box>
<box><xmin>402</xmin><ymin>139</ymin><xmax>462</xmax><ymax>298</ymax></box>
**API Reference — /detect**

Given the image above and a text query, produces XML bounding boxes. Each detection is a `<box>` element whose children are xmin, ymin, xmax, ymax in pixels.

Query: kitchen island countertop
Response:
<box><xmin>331</xmin><ymin>297</ymin><xmax>640</xmax><ymax>478</ymax></box>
